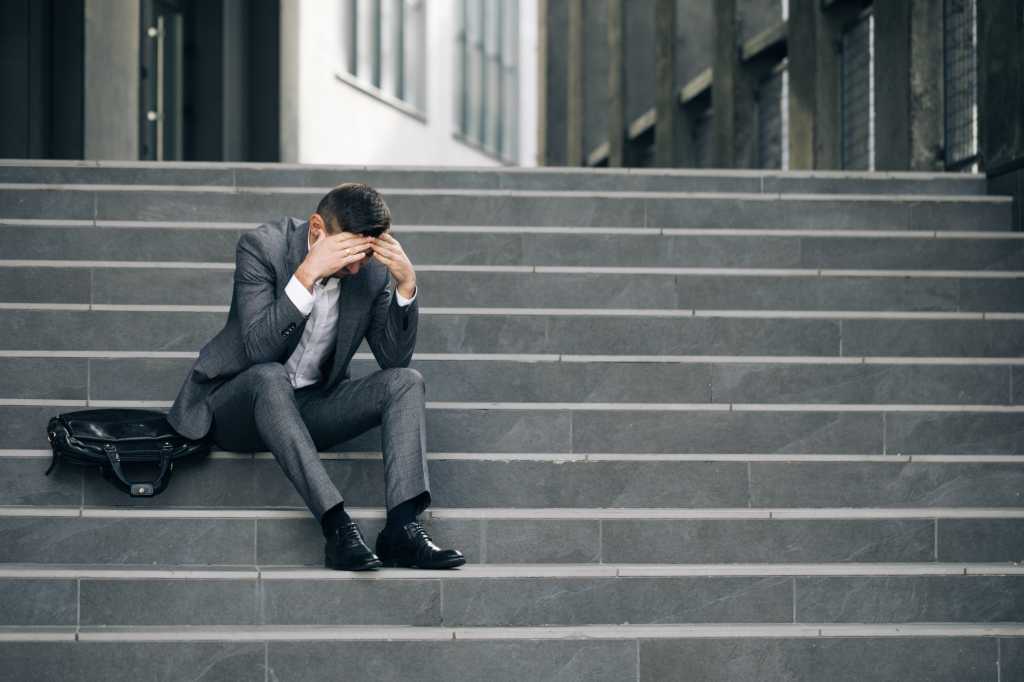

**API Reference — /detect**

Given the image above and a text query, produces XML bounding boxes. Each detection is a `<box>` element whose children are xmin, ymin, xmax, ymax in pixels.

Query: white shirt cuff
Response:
<box><xmin>395</xmin><ymin>285</ymin><xmax>417</xmax><ymax>307</ymax></box>
<box><xmin>285</xmin><ymin>274</ymin><xmax>315</xmax><ymax>315</ymax></box>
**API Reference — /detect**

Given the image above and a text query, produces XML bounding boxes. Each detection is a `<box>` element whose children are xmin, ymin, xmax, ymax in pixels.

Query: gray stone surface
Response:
<box><xmin>601</xmin><ymin>519</ymin><xmax>934</xmax><ymax>563</ymax></box>
<box><xmin>266</xmin><ymin>640</ymin><xmax>637</xmax><ymax>682</ymax></box>
<box><xmin>0</xmin><ymin>642</ymin><xmax>265</xmax><ymax>682</ymax></box>
<box><xmin>885</xmin><ymin>412</ymin><xmax>1024</xmax><ymax>455</ymax></box>
<box><xmin>639</xmin><ymin>637</ymin><xmax>996</xmax><ymax>682</ymax></box>
<box><xmin>0</xmin><ymin>268</ymin><xmax>91</xmax><ymax>304</ymax></box>
<box><xmin>937</xmin><ymin>519</ymin><xmax>1024</xmax><ymax>563</ymax></box>
<box><xmin>795</xmin><ymin>575</ymin><xmax>1024</xmax><ymax>622</ymax></box>
<box><xmin>0</xmin><ymin>225</ymin><xmax>246</xmax><ymax>262</ymax></box>
<box><xmin>0</xmin><ymin>188</ymin><xmax>95</xmax><ymax>220</ymax></box>
<box><xmin>572</xmin><ymin>410</ymin><xmax>883</xmax><ymax>454</ymax></box>
<box><xmin>79</xmin><ymin>578</ymin><xmax>258</xmax><ymax>626</ymax></box>
<box><xmin>262</xmin><ymin>579</ymin><xmax>440</xmax><ymax>625</ymax></box>
<box><xmin>959</xmin><ymin>278</ymin><xmax>1024</xmax><ymax>312</ymax></box>
<box><xmin>841</xmin><ymin>319</ymin><xmax>1024</xmax><ymax>357</ymax></box>
<box><xmin>0</xmin><ymin>457</ymin><xmax>81</xmax><ymax>507</ymax></box>
<box><xmin>1003</xmin><ymin>638</ymin><xmax>1024</xmax><ymax>682</ymax></box>
<box><xmin>798</xmin><ymin>236</ymin><xmax>1024</xmax><ymax>270</ymax></box>
<box><xmin>440</xmin><ymin>575</ymin><xmax>792</xmax><ymax>625</ymax></box>
<box><xmin>0</xmin><ymin>357</ymin><xmax>88</xmax><ymax>400</ymax></box>
<box><xmin>0</xmin><ymin>579</ymin><xmax>76</xmax><ymax>626</ymax></box>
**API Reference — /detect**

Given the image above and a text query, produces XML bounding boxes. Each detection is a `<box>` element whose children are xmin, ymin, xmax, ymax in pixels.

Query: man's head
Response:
<box><xmin>308</xmin><ymin>182</ymin><xmax>391</xmax><ymax>277</ymax></box>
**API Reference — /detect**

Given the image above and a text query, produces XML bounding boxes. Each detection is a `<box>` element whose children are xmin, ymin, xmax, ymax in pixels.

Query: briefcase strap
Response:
<box><xmin>100</xmin><ymin>443</ymin><xmax>175</xmax><ymax>497</ymax></box>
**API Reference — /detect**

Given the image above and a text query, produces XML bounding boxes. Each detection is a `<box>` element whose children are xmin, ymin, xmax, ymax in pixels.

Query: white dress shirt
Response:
<box><xmin>282</xmin><ymin>239</ymin><xmax>415</xmax><ymax>389</ymax></box>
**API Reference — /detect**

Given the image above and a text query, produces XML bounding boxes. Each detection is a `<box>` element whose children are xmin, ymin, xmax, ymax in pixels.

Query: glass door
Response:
<box><xmin>140</xmin><ymin>0</ymin><xmax>184</xmax><ymax>160</ymax></box>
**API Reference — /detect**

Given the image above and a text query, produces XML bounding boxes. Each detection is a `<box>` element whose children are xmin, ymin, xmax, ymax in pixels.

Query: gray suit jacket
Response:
<box><xmin>167</xmin><ymin>216</ymin><xmax>418</xmax><ymax>440</ymax></box>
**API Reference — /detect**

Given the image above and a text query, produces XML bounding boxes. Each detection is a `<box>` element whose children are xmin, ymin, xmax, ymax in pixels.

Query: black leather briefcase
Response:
<box><xmin>45</xmin><ymin>409</ymin><xmax>210</xmax><ymax>497</ymax></box>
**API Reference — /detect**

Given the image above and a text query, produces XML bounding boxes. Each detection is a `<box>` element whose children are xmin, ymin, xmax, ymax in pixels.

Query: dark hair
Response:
<box><xmin>315</xmin><ymin>183</ymin><xmax>391</xmax><ymax>237</ymax></box>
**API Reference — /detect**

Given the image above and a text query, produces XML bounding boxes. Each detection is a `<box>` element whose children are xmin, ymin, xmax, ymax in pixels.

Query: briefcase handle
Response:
<box><xmin>101</xmin><ymin>443</ymin><xmax>175</xmax><ymax>497</ymax></box>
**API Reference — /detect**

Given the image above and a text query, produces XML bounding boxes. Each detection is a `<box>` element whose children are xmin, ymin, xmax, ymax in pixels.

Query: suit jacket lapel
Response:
<box><xmin>281</xmin><ymin>218</ymin><xmax>311</xmax><ymax>359</ymax></box>
<box><xmin>326</xmin><ymin>269</ymin><xmax>368</xmax><ymax>386</ymax></box>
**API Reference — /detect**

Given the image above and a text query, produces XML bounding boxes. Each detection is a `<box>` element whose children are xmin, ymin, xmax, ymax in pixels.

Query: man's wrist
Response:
<box><xmin>396</xmin><ymin>281</ymin><xmax>416</xmax><ymax>300</ymax></box>
<box><xmin>295</xmin><ymin>261</ymin><xmax>319</xmax><ymax>292</ymax></box>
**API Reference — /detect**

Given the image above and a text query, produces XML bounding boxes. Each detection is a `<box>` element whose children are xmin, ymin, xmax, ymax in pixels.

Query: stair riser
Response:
<box><xmin>0</xmin><ymin>188</ymin><xmax>1010</xmax><ymax>229</ymax></box>
<box><xmin>2</xmin><ymin>357</ymin><xmax>1015</xmax><ymax>405</ymax></box>
<box><xmin>7</xmin><ymin>267</ymin><xmax>1023</xmax><ymax>312</ymax></box>
<box><xmin>5</xmin><ymin>456</ymin><xmax>1024</xmax><ymax>509</ymax></box>
<box><xmin>1</xmin><ymin>516</ymin><xmax>1019</xmax><ymax>565</ymax></box>
<box><xmin>3</xmin><ymin>310</ymin><xmax>1023</xmax><ymax>357</ymax></box>
<box><xmin>4</xmin><ymin>226</ymin><xmax>1023</xmax><ymax>270</ymax></box>
<box><xmin>7</xmin><ymin>404</ymin><xmax>1024</xmax><ymax>454</ymax></box>
<box><xmin>0</xmin><ymin>164</ymin><xmax>990</xmax><ymax>195</ymax></box>
<box><xmin>3</xmin><ymin>574</ymin><xmax>1024</xmax><ymax>628</ymax></box>
<box><xmin>0</xmin><ymin>638</ymin><xmax>1010</xmax><ymax>682</ymax></box>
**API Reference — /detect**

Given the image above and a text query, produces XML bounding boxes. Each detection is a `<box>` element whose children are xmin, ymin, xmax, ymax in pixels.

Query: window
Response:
<box><xmin>455</xmin><ymin>0</ymin><xmax>519</xmax><ymax>163</ymax></box>
<box><xmin>340</xmin><ymin>0</ymin><xmax>426</xmax><ymax>117</ymax></box>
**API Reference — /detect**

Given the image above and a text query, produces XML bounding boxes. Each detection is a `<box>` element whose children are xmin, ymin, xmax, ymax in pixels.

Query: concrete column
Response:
<box><xmin>607</xmin><ymin>0</ymin><xmax>626</xmax><ymax>167</ymax></box>
<box><xmin>654</xmin><ymin>0</ymin><xmax>681</xmax><ymax>166</ymax></box>
<box><xmin>83</xmin><ymin>0</ymin><xmax>139</xmax><ymax>160</ymax></box>
<box><xmin>536</xmin><ymin>0</ymin><xmax>548</xmax><ymax>165</ymax></box>
<box><xmin>786</xmin><ymin>0</ymin><xmax>817</xmax><ymax>170</ymax></box>
<box><xmin>874</xmin><ymin>0</ymin><xmax>943</xmax><ymax>171</ymax></box>
<box><xmin>566</xmin><ymin>0</ymin><xmax>584</xmax><ymax>165</ymax></box>
<box><xmin>710</xmin><ymin>0</ymin><xmax>737</xmax><ymax>167</ymax></box>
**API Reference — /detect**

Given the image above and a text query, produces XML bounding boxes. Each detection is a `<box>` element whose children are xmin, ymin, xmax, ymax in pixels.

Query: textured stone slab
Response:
<box><xmin>885</xmin><ymin>412</ymin><xmax>1024</xmax><ymax>455</ymax></box>
<box><xmin>0</xmin><ymin>268</ymin><xmax>91</xmax><ymax>304</ymax></box>
<box><xmin>794</xmin><ymin>575</ymin><xmax>1024</xmax><ymax>622</ymax></box>
<box><xmin>841</xmin><ymin>319</ymin><xmax>1024</xmax><ymax>357</ymax></box>
<box><xmin>0</xmin><ymin>357</ymin><xmax>88</xmax><ymax>400</ymax></box>
<box><xmin>266</xmin><ymin>639</ymin><xmax>637</xmax><ymax>682</ymax></box>
<box><xmin>0</xmin><ymin>516</ymin><xmax>254</xmax><ymax>565</ymax></box>
<box><xmin>91</xmin><ymin>267</ymin><xmax>234</xmax><ymax>306</ymax></box>
<box><xmin>0</xmin><ymin>579</ymin><xmax>76</xmax><ymax>626</ymax></box>
<box><xmin>79</xmin><ymin>578</ymin><xmax>258</xmax><ymax>626</ymax></box>
<box><xmin>0</xmin><ymin>188</ymin><xmax>95</xmax><ymax>220</ymax></box>
<box><xmin>0</xmin><ymin>457</ymin><xmax>81</xmax><ymax>507</ymax></box>
<box><xmin>439</xmin><ymin>575</ymin><xmax>793</xmax><ymax>625</ymax></box>
<box><xmin>749</xmin><ymin>461</ymin><xmax>1024</xmax><ymax>508</ymax></box>
<box><xmin>0</xmin><ymin>225</ymin><xmax>246</xmax><ymax>262</ymax></box>
<box><xmin>959</xmin><ymin>278</ymin><xmax>1024</xmax><ymax>312</ymax></box>
<box><xmin>0</xmin><ymin>641</ymin><xmax>265</xmax><ymax>682</ymax></box>
<box><xmin>798</xmin><ymin>235</ymin><xmax>1024</xmax><ymax>270</ymax></box>
<box><xmin>937</xmin><ymin>519</ymin><xmax>1024</xmax><ymax>563</ymax></box>
<box><xmin>601</xmin><ymin>519</ymin><xmax>934</xmax><ymax>563</ymax></box>
<box><xmin>572</xmin><ymin>410</ymin><xmax>883</xmax><ymax>454</ymax></box>
<box><xmin>639</xmin><ymin>637</ymin><xmax>996</xmax><ymax>682</ymax></box>
<box><xmin>262</xmin><ymin>579</ymin><xmax>441</xmax><ymax>625</ymax></box>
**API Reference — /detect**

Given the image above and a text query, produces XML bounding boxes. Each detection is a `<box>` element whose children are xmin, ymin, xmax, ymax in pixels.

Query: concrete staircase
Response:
<box><xmin>0</xmin><ymin>160</ymin><xmax>1022</xmax><ymax>681</ymax></box>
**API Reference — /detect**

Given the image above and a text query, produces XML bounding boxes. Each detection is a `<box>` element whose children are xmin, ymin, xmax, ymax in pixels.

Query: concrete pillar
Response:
<box><xmin>566</xmin><ymin>0</ymin><xmax>584</xmax><ymax>165</ymax></box>
<box><xmin>874</xmin><ymin>0</ymin><xmax>943</xmax><ymax>171</ymax></box>
<box><xmin>536</xmin><ymin>0</ymin><xmax>548</xmax><ymax>165</ymax></box>
<box><xmin>710</xmin><ymin>0</ymin><xmax>737</xmax><ymax>167</ymax></box>
<box><xmin>654</xmin><ymin>0</ymin><xmax>682</xmax><ymax>166</ymax></box>
<box><xmin>83</xmin><ymin>0</ymin><xmax>139</xmax><ymax>160</ymax></box>
<box><xmin>607</xmin><ymin>0</ymin><xmax>626</xmax><ymax>166</ymax></box>
<box><xmin>786</xmin><ymin>0</ymin><xmax>817</xmax><ymax>169</ymax></box>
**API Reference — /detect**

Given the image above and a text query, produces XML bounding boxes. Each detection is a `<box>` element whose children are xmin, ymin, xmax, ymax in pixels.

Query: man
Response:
<box><xmin>167</xmin><ymin>182</ymin><xmax>464</xmax><ymax>571</ymax></box>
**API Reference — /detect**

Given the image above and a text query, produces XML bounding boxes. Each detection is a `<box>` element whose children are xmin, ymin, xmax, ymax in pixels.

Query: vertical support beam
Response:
<box><xmin>654</xmin><ymin>0</ymin><xmax>678</xmax><ymax>166</ymax></box>
<box><xmin>787</xmin><ymin>0</ymin><xmax>817</xmax><ymax>169</ymax></box>
<box><xmin>711</xmin><ymin>0</ymin><xmax>737</xmax><ymax>167</ymax></box>
<box><xmin>908</xmin><ymin>0</ymin><xmax>944</xmax><ymax>170</ymax></box>
<box><xmin>84</xmin><ymin>0</ymin><xmax>139</xmax><ymax>159</ymax></box>
<box><xmin>566</xmin><ymin>0</ymin><xmax>584</xmax><ymax>165</ymax></box>
<box><xmin>607</xmin><ymin>0</ymin><xmax>626</xmax><ymax>167</ymax></box>
<box><xmin>536</xmin><ymin>0</ymin><xmax>548</xmax><ymax>165</ymax></box>
<box><xmin>873</xmin><ymin>0</ymin><xmax>911</xmax><ymax>170</ymax></box>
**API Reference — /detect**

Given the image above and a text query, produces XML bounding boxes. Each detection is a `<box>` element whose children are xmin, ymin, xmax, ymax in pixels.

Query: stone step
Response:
<box><xmin>5</xmin><ymin>453</ymin><xmax>1024</xmax><ymax>510</ymax></box>
<box><xmin>2</xmin><ymin>355</ymin><xmax>1017</xmax><ymax>405</ymax></box>
<box><xmin>0</xmin><ymin>185</ymin><xmax>1011</xmax><ymax>230</ymax></box>
<box><xmin>1</xmin><ymin>308</ymin><xmax>1021</xmax><ymax>357</ymax></box>
<box><xmin>6</xmin><ymin>399</ymin><xmax>1024</xmax><ymax>454</ymax></box>
<box><xmin>0</xmin><ymin>627</ymin><xmax>1017</xmax><ymax>682</ymax></box>
<box><xmin>5</xmin><ymin>265</ymin><xmax>1023</xmax><ymax>312</ymax></box>
<box><xmin>0</xmin><ymin>160</ymin><xmax>991</xmax><ymax>195</ymax></box>
<box><xmin>1</xmin><ymin>564</ymin><xmax>1023</xmax><ymax>629</ymax></box>
<box><xmin>4</xmin><ymin>223</ymin><xmax>1024</xmax><ymax>269</ymax></box>
<box><xmin>0</xmin><ymin>507</ymin><xmax>1021</xmax><ymax>565</ymax></box>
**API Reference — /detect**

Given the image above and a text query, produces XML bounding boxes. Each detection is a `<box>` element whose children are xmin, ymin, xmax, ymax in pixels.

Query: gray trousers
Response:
<box><xmin>206</xmin><ymin>362</ymin><xmax>431</xmax><ymax>521</ymax></box>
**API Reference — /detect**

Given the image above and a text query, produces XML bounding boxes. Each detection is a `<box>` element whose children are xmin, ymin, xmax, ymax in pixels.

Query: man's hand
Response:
<box><xmin>295</xmin><ymin>231</ymin><xmax>373</xmax><ymax>291</ymax></box>
<box><xmin>371</xmin><ymin>232</ymin><xmax>417</xmax><ymax>299</ymax></box>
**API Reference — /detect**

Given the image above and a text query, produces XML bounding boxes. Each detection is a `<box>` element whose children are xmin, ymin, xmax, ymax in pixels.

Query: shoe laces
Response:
<box><xmin>406</xmin><ymin>520</ymin><xmax>431</xmax><ymax>543</ymax></box>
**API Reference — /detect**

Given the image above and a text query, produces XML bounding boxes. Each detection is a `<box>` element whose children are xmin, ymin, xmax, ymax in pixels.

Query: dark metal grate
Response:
<box><xmin>757</xmin><ymin>61</ymin><xmax>787</xmax><ymax>169</ymax></box>
<box><xmin>943</xmin><ymin>0</ymin><xmax>979</xmax><ymax>171</ymax></box>
<box><xmin>840</xmin><ymin>10</ymin><xmax>874</xmax><ymax>170</ymax></box>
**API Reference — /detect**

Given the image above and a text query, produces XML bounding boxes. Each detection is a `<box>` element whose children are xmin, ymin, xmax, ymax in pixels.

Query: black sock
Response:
<box><xmin>320</xmin><ymin>501</ymin><xmax>352</xmax><ymax>539</ymax></box>
<box><xmin>384</xmin><ymin>497</ymin><xmax>419</xmax><ymax>533</ymax></box>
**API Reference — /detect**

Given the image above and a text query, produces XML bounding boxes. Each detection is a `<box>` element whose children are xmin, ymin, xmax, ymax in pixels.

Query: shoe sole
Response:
<box><xmin>324</xmin><ymin>557</ymin><xmax>384</xmax><ymax>571</ymax></box>
<box><xmin>379</xmin><ymin>556</ymin><xmax>466</xmax><ymax>569</ymax></box>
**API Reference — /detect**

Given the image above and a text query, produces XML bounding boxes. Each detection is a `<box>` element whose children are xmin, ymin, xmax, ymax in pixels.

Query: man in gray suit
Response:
<box><xmin>167</xmin><ymin>183</ymin><xmax>464</xmax><ymax>571</ymax></box>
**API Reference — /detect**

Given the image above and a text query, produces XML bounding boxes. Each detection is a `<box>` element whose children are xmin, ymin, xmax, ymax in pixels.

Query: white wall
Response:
<box><xmin>281</xmin><ymin>0</ymin><xmax>536</xmax><ymax>167</ymax></box>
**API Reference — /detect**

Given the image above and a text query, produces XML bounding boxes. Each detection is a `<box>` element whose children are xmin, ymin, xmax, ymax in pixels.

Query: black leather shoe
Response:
<box><xmin>324</xmin><ymin>521</ymin><xmax>383</xmax><ymax>571</ymax></box>
<box><xmin>375</xmin><ymin>521</ymin><xmax>466</xmax><ymax>569</ymax></box>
